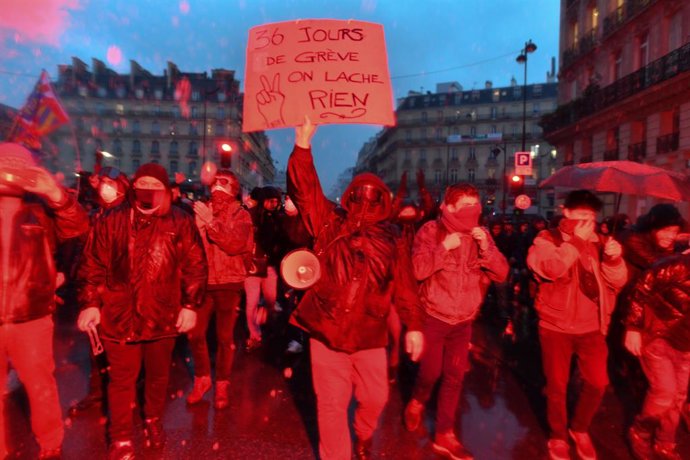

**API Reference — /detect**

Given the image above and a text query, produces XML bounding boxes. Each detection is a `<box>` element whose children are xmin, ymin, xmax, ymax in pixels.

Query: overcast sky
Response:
<box><xmin>0</xmin><ymin>0</ymin><xmax>560</xmax><ymax>192</ymax></box>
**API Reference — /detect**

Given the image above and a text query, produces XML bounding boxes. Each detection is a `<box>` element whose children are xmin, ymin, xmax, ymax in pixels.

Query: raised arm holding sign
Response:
<box><xmin>243</xmin><ymin>19</ymin><xmax>396</xmax><ymax>132</ymax></box>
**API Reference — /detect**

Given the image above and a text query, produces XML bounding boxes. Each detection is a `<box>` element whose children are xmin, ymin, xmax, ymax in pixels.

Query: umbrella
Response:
<box><xmin>539</xmin><ymin>160</ymin><xmax>690</xmax><ymax>202</ymax></box>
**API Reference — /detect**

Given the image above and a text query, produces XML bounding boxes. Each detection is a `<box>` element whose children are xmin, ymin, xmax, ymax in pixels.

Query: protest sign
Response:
<box><xmin>242</xmin><ymin>19</ymin><xmax>395</xmax><ymax>132</ymax></box>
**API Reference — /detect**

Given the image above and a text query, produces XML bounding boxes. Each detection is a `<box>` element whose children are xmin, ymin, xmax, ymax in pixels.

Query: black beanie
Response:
<box><xmin>636</xmin><ymin>204</ymin><xmax>686</xmax><ymax>232</ymax></box>
<box><xmin>133</xmin><ymin>163</ymin><xmax>171</xmax><ymax>191</ymax></box>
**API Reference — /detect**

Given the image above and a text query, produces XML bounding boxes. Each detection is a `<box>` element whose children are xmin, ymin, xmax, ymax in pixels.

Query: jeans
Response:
<box><xmin>639</xmin><ymin>338</ymin><xmax>690</xmax><ymax>443</ymax></box>
<box><xmin>244</xmin><ymin>266</ymin><xmax>278</xmax><ymax>340</ymax></box>
<box><xmin>187</xmin><ymin>287</ymin><xmax>242</xmax><ymax>381</ymax></box>
<box><xmin>412</xmin><ymin>315</ymin><xmax>472</xmax><ymax>434</ymax></box>
<box><xmin>0</xmin><ymin>316</ymin><xmax>63</xmax><ymax>456</ymax></box>
<box><xmin>310</xmin><ymin>339</ymin><xmax>388</xmax><ymax>460</ymax></box>
<box><xmin>539</xmin><ymin>327</ymin><xmax>609</xmax><ymax>440</ymax></box>
<box><xmin>102</xmin><ymin>338</ymin><xmax>176</xmax><ymax>442</ymax></box>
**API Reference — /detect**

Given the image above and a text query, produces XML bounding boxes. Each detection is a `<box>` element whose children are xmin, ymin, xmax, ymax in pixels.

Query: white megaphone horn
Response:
<box><xmin>280</xmin><ymin>248</ymin><xmax>321</xmax><ymax>290</ymax></box>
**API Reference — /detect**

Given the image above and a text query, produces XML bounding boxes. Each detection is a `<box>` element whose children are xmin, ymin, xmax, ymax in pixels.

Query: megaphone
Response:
<box><xmin>280</xmin><ymin>248</ymin><xmax>321</xmax><ymax>290</ymax></box>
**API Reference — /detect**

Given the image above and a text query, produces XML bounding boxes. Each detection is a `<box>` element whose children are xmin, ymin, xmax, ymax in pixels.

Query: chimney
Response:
<box><xmin>510</xmin><ymin>76</ymin><xmax>518</xmax><ymax>87</ymax></box>
<box><xmin>485</xmin><ymin>80</ymin><xmax>492</xmax><ymax>89</ymax></box>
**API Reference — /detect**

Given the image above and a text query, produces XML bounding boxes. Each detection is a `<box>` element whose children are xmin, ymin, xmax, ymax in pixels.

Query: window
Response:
<box><xmin>590</xmin><ymin>6</ymin><xmax>599</xmax><ymax>29</ymax></box>
<box><xmin>492</xmin><ymin>90</ymin><xmax>500</xmax><ymax>102</ymax></box>
<box><xmin>113</xmin><ymin>138</ymin><xmax>122</xmax><ymax>155</ymax></box>
<box><xmin>451</xmin><ymin>148</ymin><xmax>458</xmax><ymax>160</ymax></box>
<box><xmin>533</xmin><ymin>103</ymin><xmax>541</xmax><ymax>114</ymax></box>
<box><xmin>434</xmin><ymin>170</ymin><xmax>441</xmax><ymax>184</ymax></box>
<box><xmin>191</xmin><ymin>106</ymin><xmax>198</xmax><ymax>118</ymax></box>
<box><xmin>132</xmin><ymin>159</ymin><xmax>140</xmax><ymax>170</ymax></box>
<box><xmin>469</xmin><ymin>147</ymin><xmax>476</xmax><ymax>160</ymax></box>
<box><xmin>217</xmin><ymin>107</ymin><xmax>225</xmax><ymax>119</ymax></box>
<box><xmin>435</xmin><ymin>127</ymin><xmax>443</xmax><ymax>140</ymax></box>
<box><xmin>151</xmin><ymin>140</ymin><xmax>160</xmax><ymax>154</ymax></box>
<box><xmin>189</xmin><ymin>141</ymin><xmax>198</xmax><ymax>156</ymax></box>
<box><xmin>419</xmin><ymin>149</ymin><xmax>427</xmax><ymax>160</ymax></box>
<box><xmin>170</xmin><ymin>160</ymin><xmax>178</xmax><ymax>172</ymax></box>
<box><xmin>436</xmin><ymin>110</ymin><xmax>443</xmax><ymax>121</ymax></box>
<box><xmin>450</xmin><ymin>169</ymin><xmax>458</xmax><ymax>183</ymax></box>
<box><xmin>513</xmin><ymin>86</ymin><xmax>521</xmax><ymax>98</ymax></box>
<box><xmin>533</xmin><ymin>84</ymin><xmax>542</xmax><ymax>96</ymax></box>
<box><xmin>421</xmin><ymin>111</ymin><xmax>428</xmax><ymax>122</ymax></box>
<box><xmin>115</xmin><ymin>103</ymin><xmax>124</xmax><ymax>115</ymax></box>
<box><xmin>188</xmin><ymin>160</ymin><xmax>197</xmax><ymax>175</ymax></box>
<box><xmin>468</xmin><ymin>169</ymin><xmax>475</xmax><ymax>183</ymax></box>
<box><xmin>669</xmin><ymin>11</ymin><xmax>683</xmax><ymax>51</ymax></box>
<box><xmin>404</xmin><ymin>150</ymin><xmax>411</xmax><ymax>160</ymax></box>
<box><xmin>612</xmin><ymin>50</ymin><xmax>623</xmax><ymax>81</ymax></box>
<box><xmin>170</xmin><ymin>141</ymin><xmax>178</xmax><ymax>156</ymax></box>
<box><xmin>637</xmin><ymin>33</ymin><xmax>649</xmax><ymax>69</ymax></box>
<box><xmin>490</xmin><ymin>125</ymin><xmax>497</xmax><ymax>133</ymax></box>
<box><xmin>132</xmin><ymin>120</ymin><xmax>140</xmax><ymax>134</ymax></box>
<box><xmin>216</xmin><ymin>122</ymin><xmax>224</xmax><ymax>136</ymax></box>
<box><xmin>132</xmin><ymin>139</ymin><xmax>141</xmax><ymax>154</ymax></box>
<box><xmin>490</xmin><ymin>107</ymin><xmax>497</xmax><ymax>119</ymax></box>
<box><xmin>405</xmin><ymin>129</ymin><xmax>412</xmax><ymax>141</ymax></box>
<box><xmin>570</xmin><ymin>21</ymin><xmax>579</xmax><ymax>47</ymax></box>
<box><xmin>172</xmin><ymin>106</ymin><xmax>180</xmax><ymax>118</ymax></box>
<box><xmin>154</xmin><ymin>89</ymin><xmax>163</xmax><ymax>100</ymax></box>
<box><xmin>151</xmin><ymin>121</ymin><xmax>160</xmax><ymax>135</ymax></box>
<box><xmin>470</xmin><ymin>126</ymin><xmax>476</xmax><ymax>136</ymax></box>
<box><xmin>189</xmin><ymin>122</ymin><xmax>198</xmax><ymax>136</ymax></box>
<box><xmin>192</xmin><ymin>90</ymin><xmax>200</xmax><ymax>101</ymax></box>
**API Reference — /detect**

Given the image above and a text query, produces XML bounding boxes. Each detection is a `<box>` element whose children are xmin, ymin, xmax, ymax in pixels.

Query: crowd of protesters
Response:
<box><xmin>1</xmin><ymin>119</ymin><xmax>689</xmax><ymax>460</ymax></box>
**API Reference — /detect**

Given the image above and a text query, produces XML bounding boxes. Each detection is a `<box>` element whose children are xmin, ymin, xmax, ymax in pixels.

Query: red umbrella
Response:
<box><xmin>539</xmin><ymin>160</ymin><xmax>690</xmax><ymax>202</ymax></box>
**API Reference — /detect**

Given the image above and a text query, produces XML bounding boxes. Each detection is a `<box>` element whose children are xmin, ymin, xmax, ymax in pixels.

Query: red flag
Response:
<box><xmin>9</xmin><ymin>70</ymin><xmax>70</xmax><ymax>149</ymax></box>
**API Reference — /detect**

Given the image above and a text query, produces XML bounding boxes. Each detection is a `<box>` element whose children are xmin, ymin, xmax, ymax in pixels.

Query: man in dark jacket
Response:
<box><xmin>287</xmin><ymin>118</ymin><xmax>423</xmax><ymax>460</ymax></box>
<box><xmin>186</xmin><ymin>169</ymin><xmax>253</xmax><ymax>409</ymax></box>
<box><xmin>527</xmin><ymin>190</ymin><xmax>627</xmax><ymax>460</ymax></box>
<box><xmin>0</xmin><ymin>143</ymin><xmax>89</xmax><ymax>459</ymax></box>
<box><xmin>77</xmin><ymin>163</ymin><xmax>207</xmax><ymax>460</ymax></box>
<box><xmin>625</xmin><ymin>251</ymin><xmax>690</xmax><ymax>460</ymax></box>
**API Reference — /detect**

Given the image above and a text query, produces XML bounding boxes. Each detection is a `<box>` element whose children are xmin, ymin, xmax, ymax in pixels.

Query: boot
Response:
<box><xmin>215</xmin><ymin>380</ymin><xmax>230</xmax><ymax>410</ymax></box>
<box><xmin>144</xmin><ymin>417</ymin><xmax>165</xmax><ymax>450</ymax></box>
<box><xmin>186</xmin><ymin>375</ymin><xmax>211</xmax><ymax>404</ymax></box>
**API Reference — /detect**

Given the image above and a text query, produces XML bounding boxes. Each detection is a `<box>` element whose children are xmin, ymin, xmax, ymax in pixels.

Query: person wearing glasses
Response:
<box><xmin>186</xmin><ymin>169</ymin><xmax>253</xmax><ymax>409</ymax></box>
<box><xmin>286</xmin><ymin>117</ymin><xmax>424</xmax><ymax>460</ymax></box>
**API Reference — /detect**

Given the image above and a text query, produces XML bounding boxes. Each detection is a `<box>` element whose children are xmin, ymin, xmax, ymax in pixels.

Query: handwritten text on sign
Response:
<box><xmin>242</xmin><ymin>20</ymin><xmax>396</xmax><ymax>132</ymax></box>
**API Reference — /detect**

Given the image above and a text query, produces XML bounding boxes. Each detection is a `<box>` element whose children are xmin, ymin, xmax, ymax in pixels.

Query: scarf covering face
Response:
<box><xmin>559</xmin><ymin>217</ymin><xmax>601</xmax><ymax>302</ymax></box>
<box><xmin>441</xmin><ymin>203</ymin><xmax>480</xmax><ymax>233</ymax></box>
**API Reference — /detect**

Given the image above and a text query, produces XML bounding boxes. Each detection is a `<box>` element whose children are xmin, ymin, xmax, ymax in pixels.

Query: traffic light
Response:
<box><xmin>509</xmin><ymin>174</ymin><xmax>524</xmax><ymax>196</ymax></box>
<box><xmin>218</xmin><ymin>141</ymin><xmax>233</xmax><ymax>168</ymax></box>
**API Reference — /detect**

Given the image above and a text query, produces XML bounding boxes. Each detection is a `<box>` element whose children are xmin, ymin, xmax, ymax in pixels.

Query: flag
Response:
<box><xmin>8</xmin><ymin>70</ymin><xmax>70</xmax><ymax>149</ymax></box>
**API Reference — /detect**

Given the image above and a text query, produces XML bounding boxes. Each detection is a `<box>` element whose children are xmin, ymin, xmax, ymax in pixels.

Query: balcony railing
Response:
<box><xmin>603</xmin><ymin>148</ymin><xmax>619</xmax><ymax>161</ymax></box>
<box><xmin>603</xmin><ymin>0</ymin><xmax>655</xmax><ymax>39</ymax></box>
<box><xmin>563</xmin><ymin>28</ymin><xmax>599</xmax><ymax>69</ymax></box>
<box><xmin>542</xmin><ymin>41</ymin><xmax>690</xmax><ymax>134</ymax></box>
<box><xmin>656</xmin><ymin>132</ymin><xmax>679</xmax><ymax>154</ymax></box>
<box><xmin>627</xmin><ymin>142</ymin><xmax>646</xmax><ymax>162</ymax></box>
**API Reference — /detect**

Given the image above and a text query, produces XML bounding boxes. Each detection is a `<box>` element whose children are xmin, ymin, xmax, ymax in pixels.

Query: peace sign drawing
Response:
<box><xmin>255</xmin><ymin>73</ymin><xmax>285</xmax><ymax>128</ymax></box>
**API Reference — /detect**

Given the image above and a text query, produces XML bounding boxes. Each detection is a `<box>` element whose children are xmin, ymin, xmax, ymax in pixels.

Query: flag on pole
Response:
<box><xmin>8</xmin><ymin>70</ymin><xmax>70</xmax><ymax>149</ymax></box>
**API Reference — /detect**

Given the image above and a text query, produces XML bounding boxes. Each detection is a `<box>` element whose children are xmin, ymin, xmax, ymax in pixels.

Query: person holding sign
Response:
<box><xmin>287</xmin><ymin>117</ymin><xmax>423</xmax><ymax>460</ymax></box>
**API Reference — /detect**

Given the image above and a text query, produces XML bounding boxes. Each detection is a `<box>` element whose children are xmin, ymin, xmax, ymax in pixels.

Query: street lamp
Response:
<box><xmin>516</xmin><ymin>39</ymin><xmax>537</xmax><ymax>153</ymax></box>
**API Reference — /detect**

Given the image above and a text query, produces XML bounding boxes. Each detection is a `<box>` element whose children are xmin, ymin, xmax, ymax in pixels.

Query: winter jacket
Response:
<box><xmin>412</xmin><ymin>220</ymin><xmax>508</xmax><ymax>325</ymax></box>
<box><xmin>527</xmin><ymin>228</ymin><xmax>628</xmax><ymax>335</ymax></box>
<box><xmin>287</xmin><ymin>146</ymin><xmax>422</xmax><ymax>353</ymax></box>
<box><xmin>0</xmin><ymin>194</ymin><xmax>88</xmax><ymax>324</ymax></box>
<box><xmin>78</xmin><ymin>203</ymin><xmax>207</xmax><ymax>342</ymax></box>
<box><xmin>198</xmin><ymin>199</ymin><xmax>253</xmax><ymax>286</ymax></box>
<box><xmin>249</xmin><ymin>206</ymin><xmax>288</xmax><ymax>267</ymax></box>
<box><xmin>622</xmin><ymin>231</ymin><xmax>675</xmax><ymax>281</ymax></box>
<box><xmin>625</xmin><ymin>253</ymin><xmax>690</xmax><ymax>352</ymax></box>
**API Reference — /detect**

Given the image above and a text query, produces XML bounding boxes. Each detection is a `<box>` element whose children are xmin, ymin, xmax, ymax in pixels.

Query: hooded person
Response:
<box><xmin>186</xmin><ymin>169</ymin><xmax>253</xmax><ymax>409</ymax></box>
<box><xmin>77</xmin><ymin>163</ymin><xmax>207</xmax><ymax>459</ymax></box>
<box><xmin>0</xmin><ymin>143</ymin><xmax>89</xmax><ymax>459</ymax></box>
<box><xmin>287</xmin><ymin>117</ymin><xmax>423</xmax><ymax>460</ymax></box>
<box><xmin>95</xmin><ymin>166</ymin><xmax>129</xmax><ymax>211</ymax></box>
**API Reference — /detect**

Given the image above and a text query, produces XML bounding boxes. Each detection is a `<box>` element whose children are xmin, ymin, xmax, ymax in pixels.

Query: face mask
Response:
<box><xmin>134</xmin><ymin>188</ymin><xmax>164</xmax><ymax>214</ymax></box>
<box><xmin>441</xmin><ymin>203</ymin><xmax>481</xmax><ymax>233</ymax></box>
<box><xmin>99</xmin><ymin>183</ymin><xmax>119</xmax><ymax>204</ymax></box>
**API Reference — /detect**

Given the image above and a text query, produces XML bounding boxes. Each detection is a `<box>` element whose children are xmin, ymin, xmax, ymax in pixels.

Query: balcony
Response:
<box><xmin>562</xmin><ymin>28</ymin><xmax>598</xmax><ymax>69</ymax></box>
<box><xmin>603</xmin><ymin>148</ymin><xmax>619</xmax><ymax>161</ymax></box>
<box><xmin>656</xmin><ymin>132</ymin><xmax>679</xmax><ymax>154</ymax></box>
<box><xmin>542</xmin><ymin>41</ymin><xmax>690</xmax><ymax>134</ymax></box>
<box><xmin>627</xmin><ymin>142</ymin><xmax>646</xmax><ymax>162</ymax></box>
<box><xmin>603</xmin><ymin>0</ymin><xmax>655</xmax><ymax>39</ymax></box>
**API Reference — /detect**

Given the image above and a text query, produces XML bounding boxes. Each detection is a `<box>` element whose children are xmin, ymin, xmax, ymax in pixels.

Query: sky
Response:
<box><xmin>0</xmin><ymin>0</ymin><xmax>561</xmax><ymax>193</ymax></box>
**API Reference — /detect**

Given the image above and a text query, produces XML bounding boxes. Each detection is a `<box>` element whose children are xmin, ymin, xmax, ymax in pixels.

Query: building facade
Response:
<box><xmin>543</xmin><ymin>0</ymin><xmax>690</xmax><ymax>216</ymax></box>
<box><xmin>49</xmin><ymin>58</ymin><xmax>274</xmax><ymax>191</ymax></box>
<box><xmin>356</xmin><ymin>80</ymin><xmax>559</xmax><ymax>217</ymax></box>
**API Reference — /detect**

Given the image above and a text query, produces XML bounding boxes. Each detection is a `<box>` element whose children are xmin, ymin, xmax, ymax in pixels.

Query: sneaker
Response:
<box><xmin>108</xmin><ymin>440</ymin><xmax>135</xmax><ymax>460</ymax></box>
<box><xmin>38</xmin><ymin>448</ymin><xmax>62</xmax><ymax>459</ymax></box>
<box><xmin>186</xmin><ymin>375</ymin><xmax>211</xmax><ymax>404</ymax></box>
<box><xmin>403</xmin><ymin>399</ymin><xmax>424</xmax><ymax>432</ymax></box>
<box><xmin>653</xmin><ymin>442</ymin><xmax>682</xmax><ymax>460</ymax></box>
<box><xmin>568</xmin><ymin>429</ymin><xmax>596</xmax><ymax>460</ymax></box>
<box><xmin>628</xmin><ymin>425</ymin><xmax>653</xmax><ymax>460</ymax></box>
<box><xmin>432</xmin><ymin>431</ymin><xmax>473</xmax><ymax>460</ymax></box>
<box><xmin>286</xmin><ymin>340</ymin><xmax>303</xmax><ymax>354</ymax></box>
<box><xmin>144</xmin><ymin>417</ymin><xmax>165</xmax><ymax>449</ymax></box>
<box><xmin>547</xmin><ymin>439</ymin><xmax>570</xmax><ymax>460</ymax></box>
<box><xmin>215</xmin><ymin>380</ymin><xmax>230</xmax><ymax>410</ymax></box>
<box><xmin>354</xmin><ymin>437</ymin><xmax>372</xmax><ymax>460</ymax></box>
<box><xmin>245</xmin><ymin>337</ymin><xmax>262</xmax><ymax>352</ymax></box>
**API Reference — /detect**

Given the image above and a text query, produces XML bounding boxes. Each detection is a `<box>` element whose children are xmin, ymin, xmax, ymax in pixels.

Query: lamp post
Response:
<box><xmin>492</xmin><ymin>143</ymin><xmax>508</xmax><ymax>216</ymax></box>
<box><xmin>516</xmin><ymin>39</ymin><xmax>537</xmax><ymax>153</ymax></box>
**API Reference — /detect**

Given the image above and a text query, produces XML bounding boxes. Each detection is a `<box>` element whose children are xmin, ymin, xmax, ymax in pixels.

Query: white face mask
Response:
<box><xmin>211</xmin><ymin>184</ymin><xmax>233</xmax><ymax>196</ymax></box>
<box><xmin>99</xmin><ymin>183</ymin><xmax>119</xmax><ymax>204</ymax></box>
